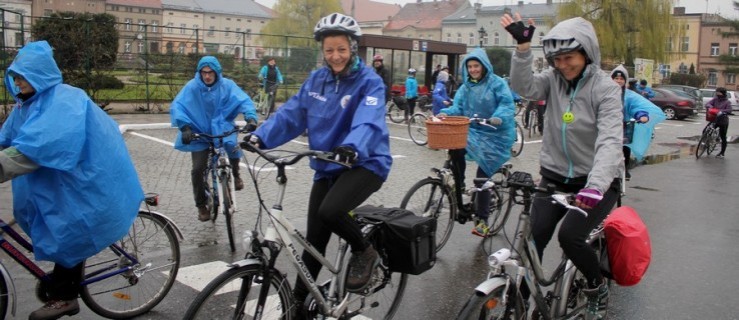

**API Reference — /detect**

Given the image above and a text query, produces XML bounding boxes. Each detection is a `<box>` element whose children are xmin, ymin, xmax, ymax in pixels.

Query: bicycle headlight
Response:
<box><xmin>488</xmin><ymin>248</ymin><xmax>511</xmax><ymax>268</ymax></box>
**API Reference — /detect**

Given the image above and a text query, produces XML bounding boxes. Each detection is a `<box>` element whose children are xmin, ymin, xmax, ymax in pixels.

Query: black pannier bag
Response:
<box><xmin>353</xmin><ymin>205</ymin><xmax>436</xmax><ymax>275</ymax></box>
<box><xmin>392</xmin><ymin>95</ymin><xmax>408</xmax><ymax>110</ymax></box>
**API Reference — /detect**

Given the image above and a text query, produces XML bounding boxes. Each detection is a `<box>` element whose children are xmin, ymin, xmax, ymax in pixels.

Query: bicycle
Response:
<box><xmin>526</xmin><ymin>107</ymin><xmax>541</xmax><ymax>138</ymax></box>
<box><xmin>695</xmin><ymin>120</ymin><xmax>721</xmax><ymax>159</ymax></box>
<box><xmin>183</xmin><ymin>145</ymin><xmax>407</xmax><ymax>320</ymax></box>
<box><xmin>386</xmin><ymin>90</ymin><xmax>406</xmax><ymax>124</ymax></box>
<box><xmin>456</xmin><ymin>171</ymin><xmax>611</xmax><ymax>320</ymax></box>
<box><xmin>407</xmin><ymin>95</ymin><xmax>434</xmax><ymax>146</ymax></box>
<box><xmin>511</xmin><ymin>120</ymin><xmax>525</xmax><ymax>158</ymax></box>
<box><xmin>400</xmin><ymin>117</ymin><xmax>515</xmax><ymax>251</ymax></box>
<box><xmin>193</xmin><ymin>126</ymin><xmax>246</xmax><ymax>252</ymax></box>
<box><xmin>255</xmin><ymin>81</ymin><xmax>278</xmax><ymax>120</ymax></box>
<box><xmin>0</xmin><ymin>193</ymin><xmax>182</xmax><ymax>319</ymax></box>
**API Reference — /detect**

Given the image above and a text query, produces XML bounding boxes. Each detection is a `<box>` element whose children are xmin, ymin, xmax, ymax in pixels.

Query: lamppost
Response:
<box><xmin>478</xmin><ymin>26</ymin><xmax>487</xmax><ymax>48</ymax></box>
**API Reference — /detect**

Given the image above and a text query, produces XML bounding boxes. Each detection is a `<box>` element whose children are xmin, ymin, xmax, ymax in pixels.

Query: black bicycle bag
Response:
<box><xmin>353</xmin><ymin>205</ymin><xmax>436</xmax><ymax>275</ymax></box>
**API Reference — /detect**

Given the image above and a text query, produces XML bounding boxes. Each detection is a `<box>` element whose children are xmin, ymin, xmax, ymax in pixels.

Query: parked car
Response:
<box><xmin>699</xmin><ymin>88</ymin><xmax>739</xmax><ymax>112</ymax></box>
<box><xmin>650</xmin><ymin>88</ymin><xmax>696</xmax><ymax>120</ymax></box>
<box><xmin>655</xmin><ymin>84</ymin><xmax>702</xmax><ymax>111</ymax></box>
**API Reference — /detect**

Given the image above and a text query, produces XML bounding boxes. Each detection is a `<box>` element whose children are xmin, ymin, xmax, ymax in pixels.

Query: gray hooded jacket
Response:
<box><xmin>509</xmin><ymin>17</ymin><xmax>623</xmax><ymax>193</ymax></box>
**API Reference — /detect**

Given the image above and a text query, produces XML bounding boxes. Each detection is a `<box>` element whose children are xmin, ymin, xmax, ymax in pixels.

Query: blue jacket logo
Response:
<box><xmin>309</xmin><ymin>91</ymin><xmax>327</xmax><ymax>102</ymax></box>
<box><xmin>366</xmin><ymin>96</ymin><xmax>378</xmax><ymax>106</ymax></box>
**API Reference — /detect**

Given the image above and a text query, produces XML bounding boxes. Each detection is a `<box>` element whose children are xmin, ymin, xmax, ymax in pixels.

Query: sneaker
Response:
<box><xmin>716</xmin><ymin>154</ymin><xmax>725</xmax><ymax>159</ymax></box>
<box><xmin>471</xmin><ymin>220</ymin><xmax>489</xmax><ymax>237</ymax></box>
<box><xmin>234</xmin><ymin>177</ymin><xmax>244</xmax><ymax>191</ymax></box>
<box><xmin>625</xmin><ymin>170</ymin><xmax>631</xmax><ymax>181</ymax></box>
<box><xmin>583</xmin><ymin>282</ymin><xmax>609</xmax><ymax>319</ymax></box>
<box><xmin>29</xmin><ymin>299</ymin><xmax>80</xmax><ymax>320</ymax></box>
<box><xmin>345</xmin><ymin>246</ymin><xmax>380</xmax><ymax>293</ymax></box>
<box><xmin>197</xmin><ymin>206</ymin><xmax>211</xmax><ymax>222</ymax></box>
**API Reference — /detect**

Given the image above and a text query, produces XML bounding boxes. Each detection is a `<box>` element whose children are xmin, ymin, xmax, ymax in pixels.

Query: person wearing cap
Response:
<box><xmin>432</xmin><ymin>69</ymin><xmax>452</xmax><ymax>115</ymax></box>
<box><xmin>431</xmin><ymin>64</ymin><xmax>442</xmax><ymax>88</ymax></box>
<box><xmin>1</xmin><ymin>40</ymin><xmax>143</xmax><ymax>320</ymax></box>
<box><xmin>372</xmin><ymin>54</ymin><xmax>391</xmax><ymax>102</ymax></box>
<box><xmin>636</xmin><ymin>79</ymin><xmax>655</xmax><ymax>99</ymax></box>
<box><xmin>243</xmin><ymin>12</ymin><xmax>392</xmax><ymax>305</ymax></box>
<box><xmin>170</xmin><ymin>56</ymin><xmax>259</xmax><ymax>222</ymax></box>
<box><xmin>405</xmin><ymin>68</ymin><xmax>419</xmax><ymax>119</ymax></box>
<box><xmin>503</xmin><ymin>13</ymin><xmax>623</xmax><ymax>317</ymax></box>
<box><xmin>437</xmin><ymin>48</ymin><xmax>516</xmax><ymax>237</ymax></box>
<box><xmin>705</xmin><ymin>87</ymin><xmax>732</xmax><ymax>158</ymax></box>
<box><xmin>610</xmin><ymin>65</ymin><xmax>665</xmax><ymax>179</ymax></box>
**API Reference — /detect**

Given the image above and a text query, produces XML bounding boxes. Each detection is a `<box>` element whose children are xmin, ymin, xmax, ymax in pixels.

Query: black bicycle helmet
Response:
<box><xmin>313</xmin><ymin>13</ymin><xmax>362</xmax><ymax>41</ymax></box>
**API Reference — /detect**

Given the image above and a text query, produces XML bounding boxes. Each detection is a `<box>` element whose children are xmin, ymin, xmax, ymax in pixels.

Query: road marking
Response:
<box><xmin>176</xmin><ymin>261</ymin><xmax>232</xmax><ymax>291</ymax></box>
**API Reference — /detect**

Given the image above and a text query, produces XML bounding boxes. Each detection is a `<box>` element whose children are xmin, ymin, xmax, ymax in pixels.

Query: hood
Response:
<box><xmin>5</xmin><ymin>40</ymin><xmax>63</xmax><ymax>98</ymax></box>
<box><xmin>542</xmin><ymin>17</ymin><xmax>601</xmax><ymax>67</ymax></box>
<box><xmin>461</xmin><ymin>48</ymin><xmax>494</xmax><ymax>85</ymax></box>
<box><xmin>610</xmin><ymin>64</ymin><xmax>629</xmax><ymax>88</ymax></box>
<box><xmin>196</xmin><ymin>56</ymin><xmax>222</xmax><ymax>84</ymax></box>
<box><xmin>437</xmin><ymin>70</ymin><xmax>449</xmax><ymax>83</ymax></box>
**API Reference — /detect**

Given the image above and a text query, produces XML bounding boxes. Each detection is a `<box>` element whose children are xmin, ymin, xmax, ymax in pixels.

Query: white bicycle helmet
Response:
<box><xmin>542</xmin><ymin>38</ymin><xmax>582</xmax><ymax>60</ymax></box>
<box><xmin>408</xmin><ymin>68</ymin><xmax>417</xmax><ymax>74</ymax></box>
<box><xmin>314</xmin><ymin>13</ymin><xmax>362</xmax><ymax>41</ymax></box>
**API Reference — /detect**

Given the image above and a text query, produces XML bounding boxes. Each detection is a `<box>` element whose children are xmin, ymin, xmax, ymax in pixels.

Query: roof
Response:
<box><xmin>107</xmin><ymin>0</ymin><xmax>162</xmax><ymax>8</ymax></box>
<box><xmin>341</xmin><ymin>0</ymin><xmax>400</xmax><ymax>23</ymax></box>
<box><xmin>161</xmin><ymin>0</ymin><xmax>271</xmax><ymax>18</ymax></box>
<box><xmin>442</xmin><ymin>5</ymin><xmax>477</xmax><ymax>24</ymax></box>
<box><xmin>384</xmin><ymin>0</ymin><xmax>470</xmax><ymax>31</ymax></box>
<box><xmin>479</xmin><ymin>2</ymin><xmax>560</xmax><ymax>18</ymax></box>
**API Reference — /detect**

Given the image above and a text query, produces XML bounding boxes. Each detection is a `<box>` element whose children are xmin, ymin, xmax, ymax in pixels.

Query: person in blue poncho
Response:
<box><xmin>170</xmin><ymin>56</ymin><xmax>258</xmax><ymax>222</ymax></box>
<box><xmin>438</xmin><ymin>48</ymin><xmax>516</xmax><ymax>237</ymax></box>
<box><xmin>0</xmin><ymin>40</ymin><xmax>143</xmax><ymax>320</ymax></box>
<box><xmin>243</xmin><ymin>12</ymin><xmax>392</xmax><ymax>306</ymax></box>
<box><xmin>610</xmin><ymin>65</ymin><xmax>665</xmax><ymax>180</ymax></box>
<box><xmin>432</xmin><ymin>70</ymin><xmax>452</xmax><ymax>115</ymax></box>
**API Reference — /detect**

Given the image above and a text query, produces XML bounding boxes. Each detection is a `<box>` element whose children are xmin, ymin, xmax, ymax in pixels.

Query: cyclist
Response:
<box><xmin>432</xmin><ymin>69</ymin><xmax>452</xmax><ymax>115</ymax></box>
<box><xmin>524</xmin><ymin>99</ymin><xmax>546</xmax><ymax>132</ymax></box>
<box><xmin>437</xmin><ymin>47</ymin><xmax>516</xmax><ymax>236</ymax></box>
<box><xmin>170</xmin><ymin>56</ymin><xmax>258</xmax><ymax>222</ymax></box>
<box><xmin>636</xmin><ymin>79</ymin><xmax>655</xmax><ymax>99</ymax></box>
<box><xmin>243</xmin><ymin>12</ymin><xmax>392</xmax><ymax>313</ymax></box>
<box><xmin>503</xmin><ymin>14</ymin><xmax>623</xmax><ymax>317</ymax></box>
<box><xmin>0</xmin><ymin>40</ymin><xmax>143</xmax><ymax>320</ymax></box>
<box><xmin>405</xmin><ymin>68</ymin><xmax>419</xmax><ymax>119</ymax></box>
<box><xmin>372</xmin><ymin>53</ymin><xmax>392</xmax><ymax>103</ymax></box>
<box><xmin>610</xmin><ymin>65</ymin><xmax>665</xmax><ymax>179</ymax></box>
<box><xmin>705</xmin><ymin>87</ymin><xmax>732</xmax><ymax>158</ymax></box>
<box><xmin>258</xmin><ymin>57</ymin><xmax>284</xmax><ymax>114</ymax></box>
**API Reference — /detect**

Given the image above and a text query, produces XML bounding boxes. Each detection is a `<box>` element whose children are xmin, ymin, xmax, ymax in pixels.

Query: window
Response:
<box><xmin>681</xmin><ymin>37</ymin><xmax>689</xmax><ymax>52</ymax></box>
<box><xmin>178</xmin><ymin>43</ymin><xmax>185</xmax><ymax>54</ymax></box>
<box><xmin>679</xmin><ymin>63</ymin><xmax>688</xmax><ymax>74</ymax></box>
<box><xmin>225</xmin><ymin>27</ymin><xmax>230</xmax><ymax>37</ymax></box>
<box><xmin>711</xmin><ymin>43</ymin><xmax>720</xmax><ymax>56</ymax></box>
<box><xmin>665</xmin><ymin>37</ymin><xmax>672</xmax><ymax>51</ymax></box>
<box><xmin>166</xmin><ymin>22</ymin><xmax>173</xmax><ymax>33</ymax></box>
<box><xmin>468</xmin><ymin>32</ymin><xmax>474</xmax><ymax>46</ymax></box>
<box><xmin>138</xmin><ymin>19</ymin><xmax>146</xmax><ymax>32</ymax></box>
<box><xmin>124</xmin><ymin>41</ymin><xmax>131</xmax><ymax>53</ymax></box>
<box><xmin>730</xmin><ymin>43</ymin><xmax>738</xmax><ymax>56</ymax></box>
<box><xmin>193</xmin><ymin>24</ymin><xmax>199</xmax><ymax>35</ymax></box>
<box><xmin>151</xmin><ymin>21</ymin><xmax>158</xmax><ymax>33</ymax></box>
<box><xmin>727</xmin><ymin>73</ymin><xmax>736</xmax><ymax>84</ymax></box>
<box><xmin>137</xmin><ymin>41</ymin><xmax>144</xmax><ymax>53</ymax></box>
<box><xmin>494</xmin><ymin>32</ymin><xmax>499</xmax><ymax>45</ymax></box>
<box><xmin>456</xmin><ymin>32</ymin><xmax>461</xmax><ymax>44</ymax></box>
<box><xmin>208</xmin><ymin>26</ymin><xmax>215</xmax><ymax>36</ymax></box>
<box><xmin>43</xmin><ymin>9</ymin><xmax>52</xmax><ymax>17</ymax></box>
<box><xmin>246</xmin><ymin>29</ymin><xmax>251</xmax><ymax>39</ymax></box>
<box><xmin>708</xmin><ymin>71</ymin><xmax>718</xmax><ymax>86</ymax></box>
<box><xmin>125</xmin><ymin>18</ymin><xmax>132</xmax><ymax>31</ymax></box>
<box><xmin>446</xmin><ymin>33</ymin><xmax>451</xmax><ymax>42</ymax></box>
<box><xmin>180</xmin><ymin>23</ymin><xmax>186</xmax><ymax>34</ymax></box>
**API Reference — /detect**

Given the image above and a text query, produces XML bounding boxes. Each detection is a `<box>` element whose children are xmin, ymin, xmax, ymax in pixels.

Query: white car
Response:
<box><xmin>699</xmin><ymin>88</ymin><xmax>739</xmax><ymax>112</ymax></box>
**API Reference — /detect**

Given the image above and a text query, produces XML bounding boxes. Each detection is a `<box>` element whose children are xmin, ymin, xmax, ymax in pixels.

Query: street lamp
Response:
<box><xmin>478</xmin><ymin>26</ymin><xmax>487</xmax><ymax>47</ymax></box>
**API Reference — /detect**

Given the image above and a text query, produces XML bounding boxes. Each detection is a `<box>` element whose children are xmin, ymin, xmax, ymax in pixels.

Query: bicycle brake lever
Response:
<box><xmin>551</xmin><ymin>194</ymin><xmax>588</xmax><ymax>217</ymax></box>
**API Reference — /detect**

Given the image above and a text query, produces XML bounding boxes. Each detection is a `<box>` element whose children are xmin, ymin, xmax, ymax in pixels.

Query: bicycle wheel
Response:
<box><xmin>206</xmin><ymin>167</ymin><xmax>220</xmax><ymax>222</ymax></box>
<box><xmin>80</xmin><ymin>211</ymin><xmax>180</xmax><ymax>319</ymax></box>
<box><xmin>408</xmin><ymin>113</ymin><xmax>429</xmax><ymax>146</ymax></box>
<box><xmin>696</xmin><ymin>132</ymin><xmax>709</xmax><ymax>159</ymax></box>
<box><xmin>456</xmin><ymin>281</ymin><xmax>525</xmax><ymax>320</ymax></box>
<box><xmin>400</xmin><ymin>178</ymin><xmax>455</xmax><ymax>252</ymax></box>
<box><xmin>486</xmin><ymin>186</ymin><xmax>514</xmax><ymax>237</ymax></box>
<box><xmin>387</xmin><ymin>101</ymin><xmax>404</xmax><ymax>124</ymax></box>
<box><xmin>264</xmin><ymin>93</ymin><xmax>275</xmax><ymax>120</ymax></box>
<box><xmin>0</xmin><ymin>271</ymin><xmax>7</xmax><ymax>320</ymax></box>
<box><xmin>220</xmin><ymin>170</ymin><xmax>237</xmax><ymax>252</ymax></box>
<box><xmin>341</xmin><ymin>245</ymin><xmax>408</xmax><ymax>320</ymax></box>
<box><xmin>707</xmin><ymin>130</ymin><xmax>720</xmax><ymax>155</ymax></box>
<box><xmin>183</xmin><ymin>265</ymin><xmax>294</xmax><ymax>320</ymax></box>
<box><xmin>511</xmin><ymin>122</ymin><xmax>524</xmax><ymax>158</ymax></box>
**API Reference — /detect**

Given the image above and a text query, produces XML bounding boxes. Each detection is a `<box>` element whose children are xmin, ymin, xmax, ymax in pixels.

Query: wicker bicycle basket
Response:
<box><xmin>425</xmin><ymin>116</ymin><xmax>470</xmax><ymax>149</ymax></box>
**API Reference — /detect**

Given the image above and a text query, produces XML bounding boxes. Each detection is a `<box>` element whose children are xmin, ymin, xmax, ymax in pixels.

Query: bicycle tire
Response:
<box><xmin>486</xmin><ymin>185</ymin><xmax>514</xmax><ymax>237</ymax></box>
<box><xmin>400</xmin><ymin>178</ymin><xmax>455</xmax><ymax>252</ymax></box>
<box><xmin>387</xmin><ymin>102</ymin><xmax>404</xmax><ymax>124</ymax></box>
<box><xmin>221</xmin><ymin>170</ymin><xmax>237</xmax><ymax>252</ymax></box>
<box><xmin>80</xmin><ymin>211</ymin><xmax>180</xmax><ymax>319</ymax></box>
<box><xmin>207</xmin><ymin>166</ymin><xmax>220</xmax><ymax>222</ymax></box>
<box><xmin>696</xmin><ymin>132</ymin><xmax>709</xmax><ymax>159</ymax></box>
<box><xmin>264</xmin><ymin>93</ymin><xmax>275</xmax><ymax>120</ymax></box>
<box><xmin>0</xmin><ymin>270</ymin><xmax>7</xmax><ymax>320</ymax></box>
<box><xmin>707</xmin><ymin>129</ymin><xmax>720</xmax><ymax>155</ymax></box>
<box><xmin>183</xmin><ymin>265</ymin><xmax>293</xmax><ymax>320</ymax></box>
<box><xmin>408</xmin><ymin>113</ymin><xmax>429</xmax><ymax>146</ymax></box>
<box><xmin>511</xmin><ymin>122</ymin><xmax>524</xmax><ymax>158</ymax></box>
<box><xmin>456</xmin><ymin>281</ymin><xmax>525</xmax><ymax>320</ymax></box>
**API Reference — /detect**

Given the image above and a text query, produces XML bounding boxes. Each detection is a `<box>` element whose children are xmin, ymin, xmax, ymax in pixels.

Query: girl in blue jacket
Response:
<box><xmin>248</xmin><ymin>13</ymin><xmax>392</xmax><ymax>302</ymax></box>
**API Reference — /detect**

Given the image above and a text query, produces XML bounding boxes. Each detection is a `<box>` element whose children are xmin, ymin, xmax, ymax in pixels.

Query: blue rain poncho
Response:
<box><xmin>170</xmin><ymin>56</ymin><xmax>257</xmax><ymax>158</ymax></box>
<box><xmin>0</xmin><ymin>41</ymin><xmax>143</xmax><ymax>267</ymax></box>
<box><xmin>624</xmin><ymin>90</ymin><xmax>666</xmax><ymax>161</ymax></box>
<box><xmin>440</xmin><ymin>48</ymin><xmax>516</xmax><ymax>176</ymax></box>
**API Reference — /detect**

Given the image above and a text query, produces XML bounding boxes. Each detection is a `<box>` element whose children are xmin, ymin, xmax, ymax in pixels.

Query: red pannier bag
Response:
<box><xmin>603</xmin><ymin>206</ymin><xmax>651</xmax><ymax>286</ymax></box>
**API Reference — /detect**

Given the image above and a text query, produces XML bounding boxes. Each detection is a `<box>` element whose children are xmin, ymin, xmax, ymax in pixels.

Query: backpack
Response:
<box><xmin>603</xmin><ymin>206</ymin><xmax>652</xmax><ymax>286</ymax></box>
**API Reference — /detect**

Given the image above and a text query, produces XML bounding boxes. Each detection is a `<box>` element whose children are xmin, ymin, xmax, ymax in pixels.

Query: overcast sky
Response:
<box><xmin>255</xmin><ymin>0</ymin><xmax>739</xmax><ymax>19</ymax></box>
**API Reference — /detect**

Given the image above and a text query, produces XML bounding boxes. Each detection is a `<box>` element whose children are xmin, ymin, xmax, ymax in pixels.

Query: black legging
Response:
<box><xmin>49</xmin><ymin>262</ymin><xmax>84</xmax><ymax>300</ymax></box>
<box><xmin>448</xmin><ymin>149</ymin><xmax>491</xmax><ymax>220</ymax></box>
<box><xmin>717</xmin><ymin>115</ymin><xmax>729</xmax><ymax>155</ymax></box>
<box><xmin>292</xmin><ymin>167</ymin><xmax>383</xmax><ymax>301</ymax></box>
<box><xmin>530</xmin><ymin>176</ymin><xmax>620</xmax><ymax>288</ymax></box>
<box><xmin>404</xmin><ymin>97</ymin><xmax>417</xmax><ymax>120</ymax></box>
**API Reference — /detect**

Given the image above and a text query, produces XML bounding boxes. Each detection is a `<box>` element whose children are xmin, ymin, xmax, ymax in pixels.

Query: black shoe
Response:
<box><xmin>625</xmin><ymin>170</ymin><xmax>631</xmax><ymax>181</ymax></box>
<box><xmin>583</xmin><ymin>282</ymin><xmax>608</xmax><ymax>318</ymax></box>
<box><xmin>234</xmin><ymin>177</ymin><xmax>244</xmax><ymax>191</ymax></box>
<box><xmin>29</xmin><ymin>299</ymin><xmax>80</xmax><ymax>320</ymax></box>
<box><xmin>197</xmin><ymin>206</ymin><xmax>211</xmax><ymax>222</ymax></box>
<box><xmin>345</xmin><ymin>246</ymin><xmax>380</xmax><ymax>293</ymax></box>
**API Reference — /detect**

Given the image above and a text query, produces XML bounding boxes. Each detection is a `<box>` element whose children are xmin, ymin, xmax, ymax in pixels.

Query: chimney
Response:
<box><xmin>673</xmin><ymin>7</ymin><xmax>685</xmax><ymax>15</ymax></box>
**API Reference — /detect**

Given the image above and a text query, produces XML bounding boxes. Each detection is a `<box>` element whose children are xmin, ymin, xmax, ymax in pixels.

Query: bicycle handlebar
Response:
<box><xmin>504</xmin><ymin>171</ymin><xmax>587</xmax><ymax>217</ymax></box>
<box><xmin>240</xmin><ymin>142</ymin><xmax>352</xmax><ymax>168</ymax></box>
<box><xmin>193</xmin><ymin>126</ymin><xmax>245</xmax><ymax>141</ymax></box>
